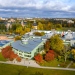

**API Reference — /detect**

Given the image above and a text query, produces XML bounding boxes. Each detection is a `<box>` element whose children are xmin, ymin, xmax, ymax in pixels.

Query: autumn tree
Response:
<box><xmin>14</xmin><ymin>36</ymin><xmax>21</xmax><ymax>41</ymax></box>
<box><xmin>16</xmin><ymin>25</ymin><xmax>23</xmax><ymax>35</ymax></box>
<box><xmin>34</xmin><ymin>54</ymin><xmax>43</xmax><ymax>63</ymax></box>
<box><xmin>71</xmin><ymin>49</ymin><xmax>75</xmax><ymax>60</ymax></box>
<box><xmin>16</xmin><ymin>57</ymin><xmax>21</xmax><ymax>62</ymax></box>
<box><xmin>9</xmin><ymin>51</ymin><xmax>18</xmax><ymax>61</ymax></box>
<box><xmin>2</xmin><ymin>46</ymin><xmax>12</xmax><ymax>58</ymax></box>
<box><xmin>37</xmin><ymin>22</ymin><xmax>43</xmax><ymax>30</ymax></box>
<box><xmin>50</xmin><ymin>34</ymin><xmax>64</xmax><ymax>54</ymax></box>
<box><xmin>1</xmin><ymin>46</ymin><xmax>21</xmax><ymax>61</ymax></box>
<box><xmin>56</xmin><ymin>24</ymin><xmax>62</xmax><ymax>30</ymax></box>
<box><xmin>33</xmin><ymin>32</ymin><xmax>45</xmax><ymax>36</ymax></box>
<box><xmin>45</xmin><ymin>50</ymin><xmax>55</xmax><ymax>61</ymax></box>
<box><xmin>44</xmin><ymin>40</ymin><xmax>50</xmax><ymax>51</ymax></box>
<box><xmin>47</xmin><ymin>22</ymin><xmax>52</xmax><ymax>30</ymax></box>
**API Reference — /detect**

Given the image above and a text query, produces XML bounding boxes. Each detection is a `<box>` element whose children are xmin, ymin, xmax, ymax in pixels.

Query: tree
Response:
<box><xmin>44</xmin><ymin>40</ymin><xmax>50</xmax><ymax>51</ymax></box>
<box><xmin>50</xmin><ymin>34</ymin><xmax>64</xmax><ymax>54</ymax></box>
<box><xmin>56</xmin><ymin>24</ymin><xmax>62</xmax><ymax>28</ymax></box>
<box><xmin>16</xmin><ymin>57</ymin><xmax>21</xmax><ymax>62</ymax></box>
<box><xmin>34</xmin><ymin>54</ymin><xmax>43</xmax><ymax>63</ymax></box>
<box><xmin>71</xmin><ymin>49</ymin><xmax>75</xmax><ymax>60</ymax></box>
<box><xmin>48</xmin><ymin>50</ymin><xmax>55</xmax><ymax>54</ymax></box>
<box><xmin>1</xmin><ymin>46</ymin><xmax>20</xmax><ymax>61</ymax></box>
<box><xmin>2</xmin><ymin>46</ymin><xmax>12</xmax><ymax>58</ymax></box>
<box><xmin>14</xmin><ymin>36</ymin><xmax>21</xmax><ymax>41</ymax></box>
<box><xmin>9</xmin><ymin>51</ymin><xmax>18</xmax><ymax>61</ymax></box>
<box><xmin>47</xmin><ymin>22</ymin><xmax>52</xmax><ymax>30</ymax></box>
<box><xmin>63</xmin><ymin>44</ymin><xmax>70</xmax><ymax>62</ymax></box>
<box><xmin>37</xmin><ymin>22</ymin><xmax>43</xmax><ymax>30</ymax></box>
<box><xmin>33</xmin><ymin>32</ymin><xmax>45</xmax><ymax>36</ymax></box>
<box><xmin>16</xmin><ymin>25</ymin><xmax>23</xmax><ymax>34</ymax></box>
<box><xmin>45</xmin><ymin>50</ymin><xmax>55</xmax><ymax>61</ymax></box>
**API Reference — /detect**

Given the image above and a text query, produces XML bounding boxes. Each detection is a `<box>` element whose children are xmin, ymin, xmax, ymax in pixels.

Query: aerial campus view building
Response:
<box><xmin>11</xmin><ymin>29</ymin><xmax>75</xmax><ymax>59</ymax></box>
<box><xmin>0</xmin><ymin>21</ymin><xmax>75</xmax><ymax>60</ymax></box>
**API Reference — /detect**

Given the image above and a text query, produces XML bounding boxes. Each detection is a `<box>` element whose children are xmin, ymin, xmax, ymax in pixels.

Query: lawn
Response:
<box><xmin>69</xmin><ymin>62</ymin><xmax>75</xmax><ymax>68</ymax></box>
<box><xmin>0</xmin><ymin>52</ymin><xmax>6</xmax><ymax>61</ymax></box>
<box><xmin>62</xmin><ymin>27</ymin><xmax>75</xmax><ymax>31</ymax></box>
<box><xmin>0</xmin><ymin>63</ymin><xmax>75</xmax><ymax>75</ymax></box>
<box><xmin>40</xmin><ymin>58</ymin><xmax>70</xmax><ymax>68</ymax></box>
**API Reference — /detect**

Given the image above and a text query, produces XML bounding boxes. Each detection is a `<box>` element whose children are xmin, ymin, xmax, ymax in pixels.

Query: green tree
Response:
<box><xmin>63</xmin><ymin>44</ymin><xmax>70</xmax><ymax>62</ymax></box>
<box><xmin>37</xmin><ymin>22</ymin><xmax>43</xmax><ymax>30</ymax></box>
<box><xmin>16</xmin><ymin>25</ymin><xmax>23</xmax><ymax>34</ymax></box>
<box><xmin>47</xmin><ymin>22</ymin><xmax>52</xmax><ymax>30</ymax></box>
<box><xmin>56</xmin><ymin>24</ymin><xmax>62</xmax><ymax>30</ymax></box>
<box><xmin>50</xmin><ymin>34</ymin><xmax>64</xmax><ymax>54</ymax></box>
<box><xmin>33</xmin><ymin>32</ymin><xmax>45</xmax><ymax>36</ymax></box>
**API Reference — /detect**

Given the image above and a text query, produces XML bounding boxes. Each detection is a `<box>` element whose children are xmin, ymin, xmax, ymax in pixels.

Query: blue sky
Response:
<box><xmin>0</xmin><ymin>0</ymin><xmax>75</xmax><ymax>18</ymax></box>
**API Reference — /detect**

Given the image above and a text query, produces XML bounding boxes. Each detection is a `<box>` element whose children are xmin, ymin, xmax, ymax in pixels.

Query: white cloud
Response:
<box><xmin>0</xmin><ymin>0</ymin><xmax>74</xmax><ymax>12</ymax></box>
<box><xmin>0</xmin><ymin>0</ymin><xmax>75</xmax><ymax>18</ymax></box>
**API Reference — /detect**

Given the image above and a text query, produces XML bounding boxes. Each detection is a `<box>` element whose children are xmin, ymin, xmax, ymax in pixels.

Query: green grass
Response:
<box><xmin>0</xmin><ymin>52</ymin><xmax>6</xmax><ymax>61</ymax></box>
<box><xmin>0</xmin><ymin>63</ymin><xmax>75</xmax><ymax>75</ymax></box>
<box><xmin>69</xmin><ymin>62</ymin><xmax>75</xmax><ymax>68</ymax></box>
<box><xmin>40</xmin><ymin>59</ymin><xmax>60</xmax><ymax>67</ymax></box>
<box><xmin>62</xmin><ymin>27</ymin><xmax>75</xmax><ymax>31</ymax></box>
<box><xmin>40</xmin><ymin>59</ymin><xmax>70</xmax><ymax>68</ymax></box>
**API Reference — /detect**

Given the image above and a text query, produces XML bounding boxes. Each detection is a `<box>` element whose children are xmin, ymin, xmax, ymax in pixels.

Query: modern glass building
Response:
<box><xmin>11</xmin><ymin>30</ymin><xmax>75</xmax><ymax>59</ymax></box>
<box><xmin>11</xmin><ymin>34</ymin><xmax>45</xmax><ymax>59</ymax></box>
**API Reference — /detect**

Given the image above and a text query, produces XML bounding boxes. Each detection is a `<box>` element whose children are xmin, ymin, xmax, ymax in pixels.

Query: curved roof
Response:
<box><xmin>11</xmin><ymin>38</ymin><xmax>43</xmax><ymax>53</ymax></box>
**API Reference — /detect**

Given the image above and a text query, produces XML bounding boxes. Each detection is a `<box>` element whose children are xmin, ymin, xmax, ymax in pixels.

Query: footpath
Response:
<box><xmin>0</xmin><ymin>59</ymin><xmax>75</xmax><ymax>71</ymax></box>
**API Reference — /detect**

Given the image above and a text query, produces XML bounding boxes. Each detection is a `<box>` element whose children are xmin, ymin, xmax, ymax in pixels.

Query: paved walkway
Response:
<box><xmin>1</xmin><ymin>59</ymin><xmax>40</xmax><ymax>67</ymax></box>
<box><xmin>66</xmin><ymin>61</ymin><xmax>73</xmax><ymax>68</ymax></box>
<box><xmin>0</xmin><ymin>59</ymin><xmax>75</xmax><ymax>71</ymax></box>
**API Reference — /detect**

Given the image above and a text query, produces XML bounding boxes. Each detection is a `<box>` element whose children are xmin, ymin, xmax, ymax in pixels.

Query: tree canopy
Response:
<box><xmin>50</xmin><ymin>34</ymin><xmax>64</xmax><ymax>54</ymax></box>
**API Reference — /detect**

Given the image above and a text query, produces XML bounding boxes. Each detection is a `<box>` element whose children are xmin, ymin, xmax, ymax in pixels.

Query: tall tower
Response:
<box><xmin>21</xmin><ymin>20</ymin><xmax>27</xmax><ymax>27</ymax></box>
<box><xmin>6</xmin><ymin>21</ymin><xmax>12</xmax><ymax>31</ymax></box>
<box><xmin>21</xmin><ymin>20</ymin><xmax>24</xmax><ymax>27</ymax></box>
<box><xmin>33</xmin><ymin>20</ymin><xmax>37</xmax><ymax>30</ymax></box>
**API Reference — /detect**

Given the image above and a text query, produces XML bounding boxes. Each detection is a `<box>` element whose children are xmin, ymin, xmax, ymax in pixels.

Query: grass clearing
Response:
<box><xmin>69</xmin><ymin>62</ymin><xmax>75</xmax><ymax>68</ymax></box>
<box><xmin>0</xmin><ymin>52</ymin><xmax>6</xmax><ymax>61</ymax></box>
<box><xmin>0</xmin><ymin>63</ymin><xmax>75</xmax><ymax>75</ymax></box>
<box><xmin>40</xmin><ymin>59</ymin><xmax>70</xmax><ymax>68</ymax></box>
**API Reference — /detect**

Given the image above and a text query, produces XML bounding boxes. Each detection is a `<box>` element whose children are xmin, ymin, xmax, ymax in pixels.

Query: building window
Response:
<box><xmin>19</xmin><ymin>53</ymin><xmax>22</xmax><ymax>55</ymax></box>
<box><xmin>24</xmin><ymin>55</ymin><xmax>31</xmax><ymax>57</ymax></box>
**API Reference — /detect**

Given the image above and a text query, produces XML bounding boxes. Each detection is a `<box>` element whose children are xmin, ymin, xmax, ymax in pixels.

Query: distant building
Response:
<box><xmin>5</xmin><ymin>22</ymin><xmax>12</xmax><ymax>30</ymax></box>
<box><xmin>21</xmin><ymin>20</ymin><xmax>27</xmax><ymax>27</ymax></box>
<box><xmin>8</xmin><ymin>18</ymin><xmax>15</xmax><ymax>22</ymax></box>
<box><xmin>33</xmin><ymin>20</ymin><xmax>38</xmax><ymax>30</ymax></box>
<box><xmin>67</xmin><ymin>20</ymin><xmax>74</xmax><ymax>24</ymax></box>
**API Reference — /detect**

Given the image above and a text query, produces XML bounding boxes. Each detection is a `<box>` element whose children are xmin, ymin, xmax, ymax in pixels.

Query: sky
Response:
<box><xmin>0</xmin><ymin>0</ymin><xmax>75</xmax><ymax>18</ymax></box>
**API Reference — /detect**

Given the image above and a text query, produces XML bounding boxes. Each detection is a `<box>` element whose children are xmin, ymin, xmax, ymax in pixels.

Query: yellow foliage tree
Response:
<box><xmin>37</xmin><ymin>22</ymin><xmax>43</xmax><ymax>30</ymax></box>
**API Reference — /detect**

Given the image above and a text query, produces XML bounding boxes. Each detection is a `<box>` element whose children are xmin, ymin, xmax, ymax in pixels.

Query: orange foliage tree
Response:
<box><xmin>2</xmin><ymin>46</ymin><xmax>12</xmax><ymax>58</ymax></box>
<box><xmin>45</xmin><ymin>50</ymin><xmax>55</xmax><ymax>61</ymax></box>
<box><xmin>16</xmin><ymin>57</ymin><xmax>21</xmax><ymax>62</ymax></box>
<box><xmin>1</xmin><ymin>46</ymin><xmax>21</xmax><ymax>61</ymax></box>
<box><xmin>34</xmin><ymin>54</ymin><xmax>43</xmax><ymax>63</ymax></box>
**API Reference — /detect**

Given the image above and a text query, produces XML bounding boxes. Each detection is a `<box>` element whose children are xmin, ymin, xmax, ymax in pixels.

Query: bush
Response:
<box><xmin>16</xmin><ymin>57</ymin><xmax>21</xmax><ymax>62</ymax></box>
<box><xmin>14</xmin><ymin>36</ymin><xmax>21</xmax><ymax>41</ymax></box>
<box><xmin>33</xmin><ymin>32</ymin><xmax>45</xmax><ymax>36</ymax></box>
<box><xmin>34</xmin><ymin>54</ymin><xmax>43</xmax><ymax>63</ymax></box>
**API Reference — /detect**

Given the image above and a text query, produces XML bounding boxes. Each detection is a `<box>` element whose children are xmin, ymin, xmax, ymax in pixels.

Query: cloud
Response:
<box><xmin>0</xmin><ymin>0</ymin><xmax>75</xmax><ymax>18</ymax></box>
